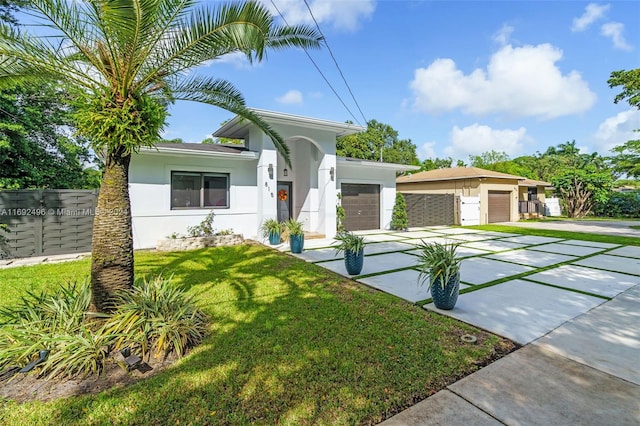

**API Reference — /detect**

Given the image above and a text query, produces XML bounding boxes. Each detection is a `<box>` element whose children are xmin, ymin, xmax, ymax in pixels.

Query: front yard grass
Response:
<box><xmin>0</xmin><ymin>243</ymin><xmax>513</xmax><ymax>425</ymax></box>
<box><xmin>472</xmin><ymin>224</ymin><xmax>640</xmax><ymax>246</ymax></box>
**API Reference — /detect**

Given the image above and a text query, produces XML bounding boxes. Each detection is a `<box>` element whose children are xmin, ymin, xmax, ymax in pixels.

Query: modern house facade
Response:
<box><xmin>128</xmin><ymin>110</ymin><xmax>417</xmax><ymax>249</ymax></box>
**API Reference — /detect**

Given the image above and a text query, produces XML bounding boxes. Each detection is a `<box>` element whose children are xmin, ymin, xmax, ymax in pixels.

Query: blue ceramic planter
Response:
<box><xmin>290</xmin><ymin>234</ymin><xmax>304</xmax><ymax>253</ymax></box>
<box><xmin>268</xmin><ymin>231</ymin><xmax>280</xmax><ymax>245</ymax></box>
<box><xmin>430</xmin><ymin>273</ymin><xmax>460</xmax><ymax>310</ymax></box>
<box><xmin>344</xmin><ymin>249</ymin><xmax>364</xmax><ymax>275</ymax></box>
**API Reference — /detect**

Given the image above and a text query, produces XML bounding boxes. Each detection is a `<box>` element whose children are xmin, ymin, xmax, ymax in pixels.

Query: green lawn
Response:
<box><xmin>0</xmin><ymin>243</ymin><xmax>513</xmax><ymax>425</ymax></box>
<box><xmin>471</xmin><ymin>224</ymin><xmax>640</xmax><ymax>246</ymax></box>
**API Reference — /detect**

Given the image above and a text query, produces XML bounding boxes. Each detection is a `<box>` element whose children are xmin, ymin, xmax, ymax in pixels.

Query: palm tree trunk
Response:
<box><xmin>90</xmin><ymin>148</ymin><xmax>134</xmax><ymax>313</ymax></box>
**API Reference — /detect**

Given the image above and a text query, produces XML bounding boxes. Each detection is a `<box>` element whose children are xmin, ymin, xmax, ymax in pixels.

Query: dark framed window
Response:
<box><xmin>171</xmin><ymin>172</ymin><xmax>229</xmax><ymax>209</ymax></box>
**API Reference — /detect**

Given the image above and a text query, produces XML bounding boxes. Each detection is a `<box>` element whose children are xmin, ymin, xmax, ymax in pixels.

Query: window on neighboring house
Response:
<box><xmin>171</xmin><ymin>172</ymin><xmax>229</xmax><ymax>209</ymax></box>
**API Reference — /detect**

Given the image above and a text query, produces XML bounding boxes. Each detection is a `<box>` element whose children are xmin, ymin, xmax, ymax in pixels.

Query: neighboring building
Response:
<box><xmin>129</xmin><ymin>109</ymin><xmax>418</xmax><ymax>249</ymax></box>
<box><xmin>518</xmin><ymin>178</ymin><xmax>552</xmax><ymax>219</ymax></box>
<box><xmin>397</xmin><ymin>167</ymin><xmax>524</xmax><ymax>225</ymax></box>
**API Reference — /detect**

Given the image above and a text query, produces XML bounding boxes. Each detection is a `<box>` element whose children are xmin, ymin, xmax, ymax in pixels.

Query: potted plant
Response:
<box><xmin>333</xmin><ymin>231</ymin><xmax>366</xmax><ymax>275</ymax></box>
<box><xmin>260</xmin><ymin>218</ymin><xmax>282</xmax><ymax>245</ymax></box>
<box><xmin>416</xmin><ymin>242</ymin><xmax>462</xmax><ymax>310</ymax></box>
<box><xmin>284</xmin><ymin>218</ymin><xmax>305</xmax><ymax>253</ymax></box>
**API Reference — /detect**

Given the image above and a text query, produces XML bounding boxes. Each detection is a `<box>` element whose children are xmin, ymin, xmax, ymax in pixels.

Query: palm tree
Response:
<box><xmin>0</xmin><ymin>0</ymin><xmax>322</xmax><ymax>312</ymax></box>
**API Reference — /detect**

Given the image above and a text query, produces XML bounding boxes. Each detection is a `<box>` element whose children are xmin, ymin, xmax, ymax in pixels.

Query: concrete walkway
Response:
<box><xmin>380</xmin><ymin>284</ymin><xmax>640</xmax><ymax>425</ymax></box>
<box><xmin>278</xmin><ymin>226</ymin><xmax>640</xmax><ymax>425</ymax></box>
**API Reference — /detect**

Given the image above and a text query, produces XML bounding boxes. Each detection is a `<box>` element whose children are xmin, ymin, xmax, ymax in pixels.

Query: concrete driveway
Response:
<box><xmin>503</xmin><ymin>219</ymin><xmax>640</xmax><ymax>238</ymax></box>
<box><xmin>282</xmin><ymin>226</ymin><xmax>640</xmax><ymax>425</ymax></box>
<box><xmin>288</xmin><ymin>226</ymin><xmax>640</xmax><ymax>344</ymax></box>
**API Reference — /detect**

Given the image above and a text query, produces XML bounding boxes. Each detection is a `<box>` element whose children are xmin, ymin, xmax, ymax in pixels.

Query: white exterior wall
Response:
<box><xmin>336</xmin><ymin>164</ymin><xmax>398</xmax><ymax>232</ymax></box>
<box><xmin>129</xmin><ymin>153</ymin><xmax>258</xmax><ymax>249</ymax></box>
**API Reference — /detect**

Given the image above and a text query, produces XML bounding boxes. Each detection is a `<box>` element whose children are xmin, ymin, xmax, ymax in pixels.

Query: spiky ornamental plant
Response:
<box><xmin>390</xmin><ymin>192</ymin><xmax>408</xmax><ymax>230</ymax></box>
<box><xmin>0</xmin><ymin>0</ymin><xmax>322</xmax><ymax>312</ymax></box>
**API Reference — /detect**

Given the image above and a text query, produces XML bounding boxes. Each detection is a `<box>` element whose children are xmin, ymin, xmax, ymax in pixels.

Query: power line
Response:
<box><xmin>270</xmin><ymin>0</ymin><xmax>363</xmax><ymax>126</ymax></box>
<box><xmin>302</xmin><ymin>0</ymin><xmax>368</xmax><ymax>125</ymax></box>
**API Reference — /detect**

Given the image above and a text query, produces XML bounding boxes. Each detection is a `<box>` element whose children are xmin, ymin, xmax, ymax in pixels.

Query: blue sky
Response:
<box><xmin>93</xmin><ymin>2</ymin><xmax>640</xmax><ymax>161</ymax></box>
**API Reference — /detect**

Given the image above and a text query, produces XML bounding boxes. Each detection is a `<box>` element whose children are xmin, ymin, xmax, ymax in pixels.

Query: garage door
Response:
<box><xmin>341</xmin><ymin>184</ymin><xmax>380</xmax><ymax>231</ymax></box>
<box><xmin>488</xmin><ymin>191</ymin><xmax>511</xmax><ymax>223</ymax></box>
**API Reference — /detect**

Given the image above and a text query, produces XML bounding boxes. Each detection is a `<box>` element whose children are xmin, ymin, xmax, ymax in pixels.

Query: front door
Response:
<box><xmin>277</xmin><ymin>182</ymin><xmax>292</xmax><ymax>222</ymax></box>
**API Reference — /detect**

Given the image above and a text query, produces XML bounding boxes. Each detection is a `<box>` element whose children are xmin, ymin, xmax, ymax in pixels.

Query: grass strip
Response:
<box><xmin>469</xmin><ymin>225</ymin><xmax>640</xmax><ymax>246</ymax></box>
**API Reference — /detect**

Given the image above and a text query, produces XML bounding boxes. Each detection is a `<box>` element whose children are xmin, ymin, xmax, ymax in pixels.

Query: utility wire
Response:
<box><xmin>270</xmin><ymin>0</ymin><xmax>362</xmax><ymax>127</ymax></box>
<box><xmin>303</xmin><ymin>0</ymin><xmax>368</xmax><ymax>125</ymax></box>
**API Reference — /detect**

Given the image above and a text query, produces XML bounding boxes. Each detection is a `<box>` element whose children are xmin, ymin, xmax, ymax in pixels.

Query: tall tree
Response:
<box><xmin>0</xmin><ymin>83</ymin><xmax>98</xmax><ymax>189</ymax></box>
<box><xmin>337</xmin><ymin>119</ymin><xmax>419</xmax><ymax>165</ymax></box>
<box><xmin>552</xmin><ymin>166</ymin><xmax>613</xmax><ymax>218</ymax></box>
<box><xmin>0</xmin><ymin>0</ymin><xmax>321</xmax><ymax>312</ymax></box>
<box><xmin>608</xmin><ymin>68</ymin><xmax>640</xmax><ymax>178</ymax></box>
<box><xmin>421</xmin><ymin>157</ymin><xmax>452</xmax><ymax>171</ymax></box>
<box><xmin>468</xmin><ymin>150</ymin><xmax>510</xmax><ymax>168</ymax></box>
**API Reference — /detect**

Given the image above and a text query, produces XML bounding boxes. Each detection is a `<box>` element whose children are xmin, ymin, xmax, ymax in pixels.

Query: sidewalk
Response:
<box><xmin>0</xmin><ymin>252</ymin><xmax>90</xmax><ymax>269</ymax></box>
<box><xmin>380</xmin><ymin>284</ymin><xmax>640</xmax><ymax>425</ymax></box>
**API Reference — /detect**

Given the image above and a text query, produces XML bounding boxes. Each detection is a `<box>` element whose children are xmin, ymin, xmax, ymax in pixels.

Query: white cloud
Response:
<box><xmin>409</xmin><ymin>43</ymin><xmax>596</xmax><ymax>119</ymax></box>
<box><xmin>266</xmin><ymin>0</ymin><xmax>375</xmax><ymax>32</ymax></box>
<box><xmin>443</xmin><ymin>124</ymin><xmax>529</xmax><ymax>158</ymax></box>
<box><xmin>418</xmin><ymin>141</ymin><xmax>437</xmax><ymax>160</ymax></box>
<box><xmin>276</xmin><ymin>89</ymin><xmax>303</xmax><ymax>105</ymax></box>
<box><xmin>208</xmin><ymin>51</ymin><xmax>253</xmax><ymax>69</ymax></box>
<box><xmin>593</xmin><ymin>109</ymin><xmax>640</xmax><ymax>153</ymax></box>
<box><xmin>601</xmin><ymin>22</ymin><xmax>633</xmax><ymax>50</ymax></box>
<box><xmin>572</xmin><ymin>3</ymin><xmax>609</xmax><ymax>32</ymax></box>
<box><xmin>492</xmin><ymin>24</ymin><xmax>514</xmax><ymax>46</ymax></box>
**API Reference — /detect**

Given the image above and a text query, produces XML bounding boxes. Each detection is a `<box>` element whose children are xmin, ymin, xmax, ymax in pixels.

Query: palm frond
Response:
<box><xmin>171</xmin><ymin>75</ymin><xmax>291</xmax><ymax>166</ymax></box>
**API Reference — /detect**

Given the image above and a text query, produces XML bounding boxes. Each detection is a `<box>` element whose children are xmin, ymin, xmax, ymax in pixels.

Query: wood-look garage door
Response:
<box><xmin>488</xmin><ymin>191</ymin><xmax>511</xmax><ymax>223</ymax></box>
<box><xmin>341</xmin><ymin>184</ymin><xmax>380</xmax><ymax>231</ymax></box>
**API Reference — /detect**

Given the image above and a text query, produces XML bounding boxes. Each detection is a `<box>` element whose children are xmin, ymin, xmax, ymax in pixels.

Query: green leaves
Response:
<box><xmin>416</xmin><ymin>242</ymin><xmax>462</xmax><ymax>291</ymax></box>
<box><xmin>2</xmin><ymin>0</ymin><xmax>322</xmax><ymax>164</ymax></box>
<box><xmin>551</xmin><ymin>167</ymin><xmax>614</xmax><ymax>218</ymax></box>
<box><xmin>333</xmin><ymin>231</ymin><xmax>366</xmax><ymax>255</ymax></box>
<box><xmin>0</xmin><ymin>276</ymin><xmax>207</xmax><ymax>378</ymax></box>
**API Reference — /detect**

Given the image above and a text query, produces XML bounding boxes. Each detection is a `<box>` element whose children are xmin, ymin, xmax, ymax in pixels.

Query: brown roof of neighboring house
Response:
<box><xmin>519</xmin><ymin>178</ymin><xmax>552</xmax><ymax>187</ymax></box>
<box><xmin>396</xmin><ymin>167</ymin><xmax>524</xmax><ymax>183</ymax></box>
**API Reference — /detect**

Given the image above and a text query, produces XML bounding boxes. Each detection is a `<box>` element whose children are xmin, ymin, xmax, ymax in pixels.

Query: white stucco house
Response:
<box><xmin>129</xmin><ymin>109</ymin><xmax>418</xmax><ymax>249</ymax></box>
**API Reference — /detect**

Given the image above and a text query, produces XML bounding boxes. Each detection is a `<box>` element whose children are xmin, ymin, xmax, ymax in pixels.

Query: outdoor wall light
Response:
<box><xmin>283</xmin><ymin>168</ymin><xmax>288</xmax><ymax>177</ymax></box>
<box><xmin>268</xmin><ymin>163</ymin><xmax>274</xmax><ymax>179</ymax></box>
<box><xmin>330</xmin><ymin>167</ymin><xmax>335</xmax><ymax>181</ymax></box>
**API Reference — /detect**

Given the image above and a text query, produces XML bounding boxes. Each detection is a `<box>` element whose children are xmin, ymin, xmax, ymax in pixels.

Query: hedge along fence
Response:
<box><xmin>0</xmin><ymin>190</ymin><xmax>98</xmax><ymax>258</ymax></box>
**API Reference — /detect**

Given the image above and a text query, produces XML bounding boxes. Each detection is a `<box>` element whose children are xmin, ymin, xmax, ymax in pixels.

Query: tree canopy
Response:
<box><xmin>0</xmin><ymin>0</ymin><xmax>322</xmax><ymax>312</ymax></box>
<box><xmin>337</xmin><ymin>119</ymin><xmax>419</xmax><ymax>165</ymax></box>
<box><xmin>608</xmin><ymin>68</ymin><xmax>640</xmax><ymax>178</ymax></box>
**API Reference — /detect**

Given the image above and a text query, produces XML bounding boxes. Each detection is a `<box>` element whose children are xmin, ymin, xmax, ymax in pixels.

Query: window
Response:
<box><xmin>527</xmin><ymin>187</ymin><xmax>538</xmax><ymax>201</ymax></box>
<box><xmin>171</xmin><ymin>172</ymin><xmax>229</xmax><ymax>209</ymax></box>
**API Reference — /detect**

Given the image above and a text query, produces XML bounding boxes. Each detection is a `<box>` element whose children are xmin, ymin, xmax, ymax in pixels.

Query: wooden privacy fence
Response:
<box><xmin>404</xmin><ymin>193</ymin><xmax>455</xmax><ymax>227</ymax></box>
<box><xmin>0</xmin><ymin>190</ymin><xmax>98</xmax><ymax>258</ymax></box>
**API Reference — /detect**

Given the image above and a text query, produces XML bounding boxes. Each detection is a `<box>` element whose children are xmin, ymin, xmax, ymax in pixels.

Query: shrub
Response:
<box><xmin>336</xmin><ymin>193</ymin><xmax>346</xmax><ymax>232</ymax></box>
<box><xmin>0</xmin><ymin>280</ymin><xmax>110</xmax><ymax>378</ymax></box>
<box><xmin>0</xmin><ymin>276</ymin><xmax>207</xmax><ymax>379</ymax></box>
<box><xmin>592</xmin><ymin>191</ymin><xmax>640</xmax><ymax>218</ymax></box>
<box><xmin>391</xmin><ymin>192</ymin><xmax>408</xmax><ymax>230</ymax></box>
<box><xmin>105</xmin><ymin>276</ymin><xmax>208</xmax><ymax>358</ymax></box>
<box><xmin>187</xmin><ymin>211</ymin><xmax>216</xmax><ymax>237</ymax></box>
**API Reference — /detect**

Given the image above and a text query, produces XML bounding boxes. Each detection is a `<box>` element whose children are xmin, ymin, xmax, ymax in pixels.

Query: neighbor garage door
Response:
<box><xmin>488</xmin><ymin>191</ymin><xmax>511</xmax><ymax>223</ymax></box>
<box><xmin>341</xmin><ymin>184</ymin><xmax>380</xmax><ymax>231</ymax></box>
